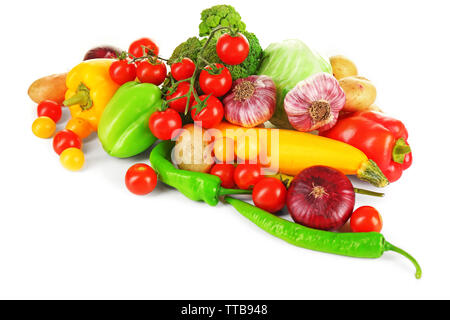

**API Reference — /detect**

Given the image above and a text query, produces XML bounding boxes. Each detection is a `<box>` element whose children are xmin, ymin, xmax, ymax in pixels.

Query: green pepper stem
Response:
<box><xmin>385</xmin><ymin>242</ymin><xmax>422</xmax><ymax>279</ymax></box>
<box><xmin>218</xmin><ymin>188</ymin><xmax>252</xmax><ymax>196</ymax></box>
<box><xmin>353</xmin><ymin>188</ymin><xmax>384</xmax><ymax>197</ymax></box>
<box><xmin>63</xmin><ymin>91</ymin><xmax>89</xmax><ymax>107</ymax></box>
<box><xmin>392</xmin><ymin>138</ymin><xmax>411</xmax><ymax>164</ymax></box>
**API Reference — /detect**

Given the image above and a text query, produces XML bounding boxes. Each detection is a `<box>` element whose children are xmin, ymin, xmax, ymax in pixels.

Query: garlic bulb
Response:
<box><xmin>284</xmin><ymin>73</ymin><xmax>346</xmax><ymax>132</ymax></box>
<box><xmin>223</xmin><ymin>75</ymin><xmax>276</xmax><ymax>128</ymax></box>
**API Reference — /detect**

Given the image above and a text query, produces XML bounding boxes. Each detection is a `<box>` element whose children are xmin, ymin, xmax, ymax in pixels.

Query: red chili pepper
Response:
<box><xmin>321</xmin><ymin>111</ymin><xmax>412</xmax><ymax>182</ymax></box>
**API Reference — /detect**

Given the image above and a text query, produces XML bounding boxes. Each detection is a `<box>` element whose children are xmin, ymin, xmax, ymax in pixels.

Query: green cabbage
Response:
<box><xmin>258</xmin><ymin>39</ymin><xmax>332</xmax><ymax>129</ymax></box>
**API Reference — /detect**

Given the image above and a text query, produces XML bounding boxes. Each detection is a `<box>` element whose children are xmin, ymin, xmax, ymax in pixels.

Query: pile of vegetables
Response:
<box><xmin>28</xmin><ymin>4</ymin><xmax>419</xmax><ymax>279</ymax></box>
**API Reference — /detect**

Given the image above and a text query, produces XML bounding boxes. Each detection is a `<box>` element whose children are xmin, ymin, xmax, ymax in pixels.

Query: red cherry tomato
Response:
<box><xmin>210</xmin><ymin>164</ymin><xmax>236</xmax><ymax>189</ymax></box>
<box><xmin>125</xmin><ymin>163</ymin><xmax>158</xmax><ymax>195</ymax></box>
<box><xmin>216</xmin><ymin>33</ymin><xmax>250</xmax><ymax>65</ymax></box>
<box><xmin>37</xmin><ymin>100</ymin><xmax>62</xmax><ymax>123</ymax></box>
<box><xmin>53</xmin><ymin>129</ymin><xmax>82</xmax><ymax>155</ymax></box>
<box><xmin>350</xmin><ymin>206</ymin><xmax>383</xmax><ymax>233</ymax></box>
<box><xmin>171</xmin><ymin>58</ymin><xmax>196</xmax><ymax>81</ymax></box>
<box><xmin>149</xmin><ymin>108</ymin><xmax>182</xmax><ymax>141</ymax></box>
<box><xmin>109</xmin><ymin>60</ymin><xmax>136</xmax><ymax>85</ymax></box>
<box><xmin>128</xmin><ymin>38</ymin><xmax>159</xmax><ymax>58</ymax></box>
<box><xmin>252</xmin><ymin>178</ymin><xmax>287</xmax><ymax>213</ymax></box>
<box><xmin>190</xmin><ymin>95</ymin><xmax>224</xmax><ymax>129</ymax></box>
<box><xmin>166</xmin><ymin>82</ymin><xmax>195</xmax><ymax>113</ymax></box>
<box><xmin>234</xmin><ymin>164</ymin><xmax>262</xmax><ymax>190</ymax></box>
<box><xmin>136</xmin><ymin>60</ymin><xmax>167</xmax><ymax>86</ymax></box>
<box><xmin>199</xmin><ymin>63</ymin><xmax>232</xmax><ymax>97</ymax></box>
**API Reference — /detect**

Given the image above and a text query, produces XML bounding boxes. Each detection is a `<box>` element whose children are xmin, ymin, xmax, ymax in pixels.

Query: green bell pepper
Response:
<box><xmin>98</xmin><ymin>81</ymin><xmax>162</xmax><ymax>158</ymax></box>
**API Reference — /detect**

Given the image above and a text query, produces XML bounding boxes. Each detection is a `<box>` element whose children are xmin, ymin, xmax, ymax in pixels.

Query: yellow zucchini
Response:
<box><xmin>214</xmin><ymin>123</ymin><xmax>388</xmax><ymax>187</ymax></box>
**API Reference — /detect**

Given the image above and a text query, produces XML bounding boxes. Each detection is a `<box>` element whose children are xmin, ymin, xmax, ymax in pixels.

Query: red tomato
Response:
<box><xmin>37</xmin><ymin>100</ymin><xmax>62</xmax><ymax>123</ymax></box>
<box><xmin>199</xmin><ymin>64</ymin><xmax>232</xmax><ymax>97</ymax></box>
<box><xmin>252</xmin><ymin>178</ymin><xmax>287</xmax><ymax>213</ymax></box>
<box><xmin>166</xmin><ymin>82</ymin><xmax>195</xmax><ymax>113</ymax></box>
<box><xmin>53</xmin><ymin>130</ymin><xmax>82</xmax><ymax>155</ymax></box>
<box><xmin>350</xmin><ymin>206</ymin><xmax>383</xmax><ymax>233</ymax></box>
<box><xmin>136</xmin><ymin>60</ymin><xmax>167</xmax><ymax>86</ymax></box>
<box><xmin>210</xmin><ymin>164</ymin><xmax>235</xmax><ymax>188</ymax></box>
<box><xmin>125</xmin><ymin>163</ymin><xmax>158</xmax><ymax>195</ymax></box>
<box><xmin>234</xmin><ymin>164</ymin><xmax>262</xmax><ymax>190</ymax></box>
<box><xmin>216</xmin><ymin>33</ymin><xmax>250</xmax><ymax>65</ymax></box>
<box><xmin>149</xmin><ymin>108</ymin><xmax>182</xmax><ymax>141</ymax></box>
<box><xmin>190</xmin><ymin>95</ymin><xmax>224</xmax><ymax>129</ymax></box>
<box><xmin>109</xmin><ymin>60</ymin><xmax>136</xmax><ymax>85</ymax></box>
<box><xmin>171</xmin><ymin>58</ymin><xmax>196</xmax><ymax>81</ymax></box>
<box><xmin>128</xmin><ymin>38</ymin><xmax>159</xmax><ymax>58</ymax></box>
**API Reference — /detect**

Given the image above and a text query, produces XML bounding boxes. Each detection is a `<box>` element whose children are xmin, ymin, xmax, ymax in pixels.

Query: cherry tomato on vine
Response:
<box><xmin>149</xmin><ymin>108</ymin><xmax>182</xmax><ymax>141</ymax></box>
<box><xmin>252</xmin><ymin>178</ymin><xmax>287</xmax><ymax>213</ymax></box>
<box><xmin>136</xmin><ymin>60</ymin><xmax>167</xmax><ymax>86</ymax></box>
<box><xmin>166</xmin><ymin>82</ymin><xmax>195</xmax><ymax>113</ymax></box>
<box><xmin>60</xmin><ymin>148</ymin><xmax>85</xmax><ymax>172</ymax></box>
<box><xmin>216</xmin><ymin>33</ymin><xmax>250</xmax><ymax>65</ymax></box>
<box><xmin>125</xmin><ymin>163</ymin><xmax>158</xmax><ymax>195</ymax></box>
<box><xmin>210</xmin><ymin>164</ymin><xmax>236</xmax><ymax>189</ymax></box>
<box><xmin>128</xmin><ymin>38</ymin><xmax>159</xmax><ymax>58</ymax></box>
<box><xmin>109</xmin><ymin>60</ymin><xmax>136</xmax><ymax>85</ymax></box>
<box><xmin>53</xmin><ymin>130</ymin><xmax>82</xmax><ymax>155</ymax></box>
<box><xmin>350</xmin><ymin>206</ymin><xmax>383</xmax><ymax>233</ymax></box>
<box><xmin>199</xmin><ymin>63</ymin><xmax>232</xmax><ymax>97</ymax></box>
<box><xmin>190</xmin><ymin>95</ymin><xmax>224</xmax><ymax>129</ymax></box>
<box><xmin>234</xmin><ymin>164</ymin><xmax>262</xmax><ymax>190</ymax></box>
<box><xmin>37</xmin><ymin>100</ymin><xmax>62</xmax><ymax>123</ymax></box>
<box><xmin>171</xmin><ymin>58</ymin><xmax>196</xmax><ymax>81</ymax></box>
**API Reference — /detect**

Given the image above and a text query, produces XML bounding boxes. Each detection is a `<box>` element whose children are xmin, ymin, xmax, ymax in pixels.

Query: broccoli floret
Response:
<box><xmin>168</xmin><ymin>37</ymin><xmax>203</xmax><ymax>65</ymax></box>
<box><xmin>201</xmin><ymin>31</ymin><xmax>263</xmax><ymax>80</ymax></box>
<box><xmin>199</xmin><ymin>5</ymin><xmax>246</xmax><ymax>37</ymax></box>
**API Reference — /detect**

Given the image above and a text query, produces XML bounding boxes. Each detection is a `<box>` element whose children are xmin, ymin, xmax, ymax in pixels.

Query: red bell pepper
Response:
<box><xmin>321</xmin><ymin>111</ymin><xmax>412</xmax><ymax>183</ymax></box>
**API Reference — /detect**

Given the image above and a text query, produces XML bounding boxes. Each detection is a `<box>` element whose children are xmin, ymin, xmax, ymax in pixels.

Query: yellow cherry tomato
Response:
<box><xmin>213</xmin><ymin>137</ymin><xmax>235</xmax><ymax>163</ymax></box>
<box><xmin>65</xmin><ymin>117</ymin><xmax>93</xmax><ymax>140</ymax></box>
<box><xmin>32</xmin><ymin>116</ymin><xmax>56</xmax><ymax>139</ymax></box>
<box><xmin>60</xmin><ymin>148</ymin><xmax>85</xmax><ymax>171</ymax></box>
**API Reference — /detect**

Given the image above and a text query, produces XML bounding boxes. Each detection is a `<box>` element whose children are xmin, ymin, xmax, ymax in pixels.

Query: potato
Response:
<box><xmin>368</xmin><ymin>105</ymin><xmax>383</xmax><ymax>113</ymax></box>
<box><xmin>28</xmin><ymin>73</ymin><xmax>67</xmax><ymax>104</ymax></box>
<box><xmin>173</xmin><ymin>124</ymin><xmax>214</xmax><ymax>173</ymax></box>
<box><xmin>339</xmin><ymin>76</ymin><xmax>377</xmax><ymax>112</ymax></box>
<box><xmin>330</xmin><ymin>55</ymin><xmax>358</xmax><ymax>80</ymax></box>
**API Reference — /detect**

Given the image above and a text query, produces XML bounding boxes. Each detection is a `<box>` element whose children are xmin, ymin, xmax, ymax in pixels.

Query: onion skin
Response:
<box><xmin>223</xmin><ymin>75</ymin><xmax>276</xmax><ymax>128</ymax></box>
<box><xmin>83</xmin><ymin>46</ymin><xmax>122</xmax><ymax>61</ymax></box>
<box><xmin>286</xmin><ymin>166</ymin><xmax>355</xmax><ymax>231</ymax></box>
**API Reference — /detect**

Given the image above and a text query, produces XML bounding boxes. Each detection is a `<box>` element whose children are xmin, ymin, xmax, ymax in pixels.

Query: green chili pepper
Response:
<box><xmin>224</xmin><ymin>196</ymin><xmax>422</xmax><ymax>279</ymax></box>
<box><xmin>150</xmin><ymin>141</ymin><xmax>251</xmax><ymax>206</ymax></box>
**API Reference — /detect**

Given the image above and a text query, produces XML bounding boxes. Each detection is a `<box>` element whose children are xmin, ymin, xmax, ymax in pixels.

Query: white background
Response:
<box><xmin>1</xmin><ymin>0</ymin><xmax>449</xmax><ymax>299</ymax></box>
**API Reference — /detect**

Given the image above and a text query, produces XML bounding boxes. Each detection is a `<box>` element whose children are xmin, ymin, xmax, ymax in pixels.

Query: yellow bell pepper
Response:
<box><xmin>214</xmin><ymin>122</ymin><xmax>389</xmax><ymax>187</ymax></box>
<box><xmin>63</xmin><ymin>59</ymin><xmax>119</xmax><ymax>136</ymax></box>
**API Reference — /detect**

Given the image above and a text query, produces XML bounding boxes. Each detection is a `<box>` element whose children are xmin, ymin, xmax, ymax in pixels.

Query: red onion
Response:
<box><xmin>83</xmin><ymin>46</ymin><xmax>122</xmax><ymax>61</ymax></box>
<box><xmin>286</xmin><ymin>166</ymin><xmax>355</xmax><ymax>231</ymax></box>
<box><xmin>222</xmin><ymin>75</ymin><xmax>276</xmax><ymax>128</ymax></box>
